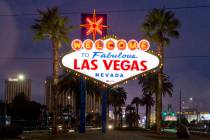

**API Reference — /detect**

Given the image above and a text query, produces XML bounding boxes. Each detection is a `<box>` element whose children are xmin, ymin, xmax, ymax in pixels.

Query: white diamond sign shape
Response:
<box><xmin>62</xmin><ymin>38</ymin><xmax>160</xmax><ymax>86</ymax></box>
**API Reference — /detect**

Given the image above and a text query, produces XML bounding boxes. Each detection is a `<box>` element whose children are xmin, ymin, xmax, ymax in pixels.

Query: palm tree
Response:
<box><xmin>138</xmin><ymin>73</ymin><xmax>173</xmax><ymax>97</ymax></box>
<box><xmin>125</xmin><ymin>105</ymin><xmax>138</xmax><ymax>128</ymax></box>
<box><xmin>138</xmin><ymin>72</ymin><xmax>173</xmax><ymax>131</ymax></box>
<box><xmin>58</xmin><ymin>73</ymin><xmax>101</xmax><ymax>117</ymax></box>
<box><xmin>31</xmin><ymin>7</ymin><xmax>72</xmax><ymax>133</ymax></box>
<box><xmin>141</xmin><ymin>8</ymin><xmax>180</xmax><ymax>134</ymax></box>
<box><xmin>131</xmin><ymin>97</ymin><xmax>143</xmax><ymax>116</ymax></box>
<box><xmin>108</xmin><ymin>87</ymin><xmax>127</xmax><ymax>127</ymax></box>
<box><xmin>116</xmin><ymin>107</ymin><xmax>123</xmax><ymax>127</ymax></box>
<box><xmin>141</xmin><ymin>93</ymin><xmax>155</xmax><ymax>129</ymax></box>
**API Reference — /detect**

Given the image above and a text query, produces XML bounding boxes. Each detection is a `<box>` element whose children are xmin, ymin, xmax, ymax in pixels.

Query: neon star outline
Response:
<box><xmin>80</xmin><ymin>9</ymin><xmax>108</xmax><ymax>41</ymax></box>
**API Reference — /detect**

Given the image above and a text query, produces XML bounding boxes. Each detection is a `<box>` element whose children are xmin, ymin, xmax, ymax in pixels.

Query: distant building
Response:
<box><xmin>44</xmin><ymin>76</ymin><xmax>101</xmax><ymax>114</ymax></box>
<box><xmin>150</xmin><ymin>111</ymin><xmax>156</xmax><ymax>125</ymax></box>
<box><xmin>44</xmin><ymin>77</ymin><xmax>53</xmax><ymax>112</ymax></box>
<box><xmin>109</xmin><ymin>110</ymin><xmax>114</xmax><ymax>120</ymax></box>
<box><xmin>177</xmin><ymin>111</ymin><xmax>210</xmax><ymax>122</ymax></box>
<box><xmin>45</xmin><ymin>77</ymin><xmax>76</xmax><ymax>113</ymax></box>
<box><xmin>5</xmin><ymin>75</ymin><xmax>31</xmax><ymax>103</ymax></box>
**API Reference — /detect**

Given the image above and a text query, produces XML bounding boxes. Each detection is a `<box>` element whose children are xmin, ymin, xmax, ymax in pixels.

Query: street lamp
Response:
<box><xmin>189</xmin><ymin>97</ymin><xmax>193</xmax><ymax>101</ymax></box>
<box><xmin>67</xmin><ymin>96</ymin><xmax>71</xmax><ymax>100</ymax></box>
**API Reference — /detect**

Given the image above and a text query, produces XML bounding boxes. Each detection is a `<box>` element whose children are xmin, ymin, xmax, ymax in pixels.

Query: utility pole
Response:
<box><xmin>179</xmin><ymin>89</ymin><xmax>182</xmax><ymax>123</ymax></box>
<box><xmin>4</xmin><ymin>93</ymin><xmax>7</xmax><ymax>126</ymax></box>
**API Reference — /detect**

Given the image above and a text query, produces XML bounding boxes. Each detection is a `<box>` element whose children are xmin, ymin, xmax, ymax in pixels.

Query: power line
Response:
<box><xmin>105</xmin><ymin>5</ymin><xmax>210</xmax><ymax>13</ymax></box>
<box><xmin>165</xmin><ymin>55</ymin><xmax>210</xmax><ymax>59</ymax></box>
<box><xmin>0</xmin><ymin>56</ymin><xmax>210</xmax><ymax>61</ymax></box>
<box><xmin>0</xmin><ymin>57</ymin><xmax>51</xmax><ymax>60</ymax></box>
<box><xmin>0</xmin><ymin>4</ymin><xmax>210</xmax><ymax>17</ymax></box>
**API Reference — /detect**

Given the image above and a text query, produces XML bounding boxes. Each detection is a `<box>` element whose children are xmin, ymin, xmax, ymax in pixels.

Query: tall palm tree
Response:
<box><xmin>131</xmin><ymin>97</ymin><xmax>143</xmax><ymax>116</ymax></box>
<box><xmin>31</xmin><ymin>7</ymin><xmax>72</xmax><ymax>133</ymax></box>
<box><xmin>108</xmin><ymin>87</ymin><xmax>127</xmax><ymax>127</ymax></box>
<box><xmin>141</xmin><ymin>8</ymin><xmax>180</xmax><ymax>134</ymax></box>
<box><xmin>141</xmin><ymin>93</ymin><xmax>155</xmax><ymax>129</ymax></box>
<box><xmin>139</xmin><ymin>72</ymin><xmax>173</xmax><ymax>131</ymax></box>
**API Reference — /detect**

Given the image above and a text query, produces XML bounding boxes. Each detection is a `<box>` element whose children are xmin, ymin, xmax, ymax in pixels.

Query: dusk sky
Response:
<box><xmin>0</xmin><ymin>0</ymin><xmax>210</xmax><ymax>113</ymax></box>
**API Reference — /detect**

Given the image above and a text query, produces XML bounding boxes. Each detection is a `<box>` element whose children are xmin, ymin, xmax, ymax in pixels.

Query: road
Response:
<box><xmin>18</xmin><ymin>130</ymin><xmax>210</xmax><ymax>140</ymax></box>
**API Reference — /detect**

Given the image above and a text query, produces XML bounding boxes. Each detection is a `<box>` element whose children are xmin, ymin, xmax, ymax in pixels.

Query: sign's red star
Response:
<box><xmin>80</xmin><ymin>9</ymin><xmax>108</xmax><ymax>41</ymax></box>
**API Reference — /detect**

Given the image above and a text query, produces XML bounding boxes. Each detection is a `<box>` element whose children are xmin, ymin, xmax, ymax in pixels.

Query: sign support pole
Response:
<box><xmin>79</xmin><ymin>76</ymin><xmax>86</xmax><ymax>133</ymax></box>
<box><xmin>101</xmin><ymin>87</ymin><xmax>108</xmax><ymax>133</ymax></box>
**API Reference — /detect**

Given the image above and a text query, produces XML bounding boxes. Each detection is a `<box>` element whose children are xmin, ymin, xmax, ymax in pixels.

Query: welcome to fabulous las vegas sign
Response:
<box><xmin>62</xmin><ymin>38</ymin><xmax>160</xmax><ymax>86</ymax></box>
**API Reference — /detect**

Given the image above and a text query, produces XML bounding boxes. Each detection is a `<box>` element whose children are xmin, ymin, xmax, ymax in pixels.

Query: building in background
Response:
<box><xmin>44</xmin><ymin>77</ymin><xmax>53</xmax><ymax>112</ymax></box>
<box><xmin>5</xmin><ymin>74</ymin><xmax>31</xmax><ymax>103</ymax></box>
<box><xmin>45</xmin><ymin>76</ymin><xmax>77</xmax><ymax>113</ymax></box>
<box><xmin>44</xmin><ymin>76</ymin><xmax>77</xmax><ymax>113</ymax></box>
<box><xmin>177</xmin><ymin>110</ymin><xmax>210</xmax><ymax>122</ymax></box>
<box><xmin>44</xmin><ymin>76</ymin><xmax>101</xmax><ymax>114</ymax></box>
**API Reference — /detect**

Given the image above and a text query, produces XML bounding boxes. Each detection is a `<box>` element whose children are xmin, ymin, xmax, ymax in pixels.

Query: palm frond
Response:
<box><xmin>138</xmin><ymin>72</ymin><xmax>173</xmax><ymax>97</ymax></box>
<box><xmin>31</xmin><ymin>7</ymin><xmax>72</xmax><ymax>45</ymax></box>
<box><xmin>141</xmin><ymin>8</ymin><xmax>180</xmax><ymax>47</ymax></box>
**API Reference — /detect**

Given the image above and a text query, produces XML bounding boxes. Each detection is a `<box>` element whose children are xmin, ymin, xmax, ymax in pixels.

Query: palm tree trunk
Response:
<box><xmin>148</xmin><ymin>105</ymin><xmax>151</xmax><ymax>129</ymax></box>
<box><xmin>107</xmin><ymin>104</ymin><xmax>110</xmax><ymax>125</ymax></box>
<box><xmin>136</xmin><ymin>105</ymin><xmax>139</xmax><ymax>127</ymax></box>
<box><xmin>145</xmin><ymin>104</ymin><xmax>149</xmax><ymax>128</ymax></box>
<box><xmin>120</xmin><ymin>114</ymin><xmax>123</xmax><ymax>127</ymax></box>
<box><xmin>52</xmin><ymin>38</ymin><xmax>60</xmax><ymax>134</ymax></box>
<box><xmin>136</xmin><ymin>104</ymin><xmax>139</xmax><ymax>116</ymax></box>
<box><xmin>156</xmin><ymin>71</ymin><xmax>162</xmax><ymax>133</ymax></box>
<box><xmin>114</xmin><ymin>106</ymin><xmax>117</xmax><ymax>127</ymax></box>
<box><xmin>129</xmin><ymin>110</ymin><xmax>132</xmax><ymax>128</ymax></box>
<box><xmin>156</xmin><ymin>43</ymin><xmax>164</xmax><ymax>134</ymax></box>
<box><xmin>118</xmin><ymin>106</ymin><xmax>121</xmax><ymax>127</ymax></box>
<box><xmin>118</xmin><ymin>114</ymin><xmax>120</xmax><ymax>128</ymax></box>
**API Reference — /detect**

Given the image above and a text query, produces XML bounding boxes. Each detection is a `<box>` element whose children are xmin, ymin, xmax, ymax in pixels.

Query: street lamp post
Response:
<box><xmin>179</xmin><ymin>89</ymin><xmax>182</xmax><ymax>123</ymax></box>
<box><xmin>67</xmin><ymin>95</ymin><xmax>71</xmax><ymax>128</ymax></box>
